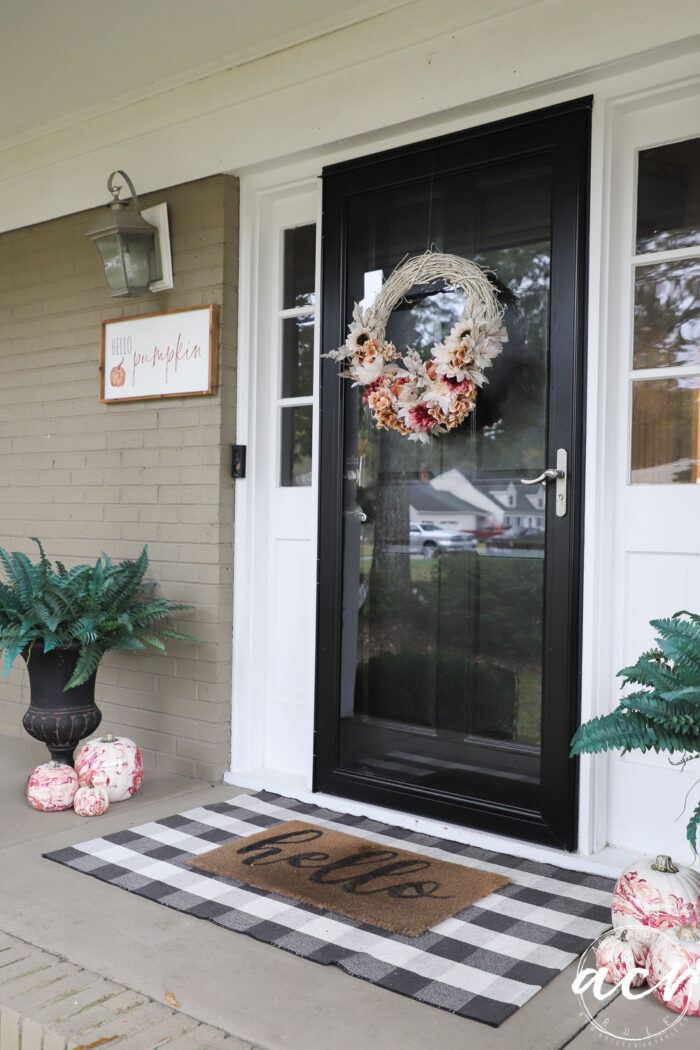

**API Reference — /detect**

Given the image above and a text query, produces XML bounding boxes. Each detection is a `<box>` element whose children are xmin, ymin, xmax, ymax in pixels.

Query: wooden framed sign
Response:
<box><xmin>100</xmin><ymin>304</ymin><xmax>219</xmax><ymax>402</ymax></box>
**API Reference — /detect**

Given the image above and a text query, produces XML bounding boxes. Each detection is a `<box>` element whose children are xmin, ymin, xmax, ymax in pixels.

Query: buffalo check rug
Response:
<box><xmin>44</xmin><ymin>791</ymin><xmax>614</xmax><ymax>1026</ymax></box>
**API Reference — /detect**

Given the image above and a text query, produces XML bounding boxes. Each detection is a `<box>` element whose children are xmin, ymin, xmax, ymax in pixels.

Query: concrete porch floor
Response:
<box><xmin>0</xmin><ymin>735</ymin><xmax>687</xmax><ymax>1050</ymax></box>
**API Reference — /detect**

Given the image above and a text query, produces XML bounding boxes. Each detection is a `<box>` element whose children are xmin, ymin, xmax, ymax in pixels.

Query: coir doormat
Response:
<box><xmin>187</xmin><ymin>818</ymin><xmax>510</xmax><ymax>935</ymax></box>
<box><xmin>44</xmin><ymin>791</ymin><xmax>614</xmax><ymax>1027</ymax></box>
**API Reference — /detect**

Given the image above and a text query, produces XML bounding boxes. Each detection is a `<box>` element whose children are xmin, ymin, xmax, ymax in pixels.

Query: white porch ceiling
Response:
<box><xmin>0</xmin><ymin>0</ymin><xmax>413</xmax><ymax>145</ymax></box>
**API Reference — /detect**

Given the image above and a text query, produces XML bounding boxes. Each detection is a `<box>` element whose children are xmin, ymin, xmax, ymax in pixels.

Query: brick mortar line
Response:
<box><xmin>0</xmin><ymin>929</ymin><xmax>261</xmax><ymax>1050</ymax></box>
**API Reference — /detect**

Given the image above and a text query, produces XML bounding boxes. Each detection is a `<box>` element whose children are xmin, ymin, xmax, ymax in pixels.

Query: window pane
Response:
<box><xmin>633</xmin><ymin>259</ymin><xmax>700</xmax><ymax>369</ymax></box>
<box><xmin>280</xmin><ymin>405</ymin><xmax>313</xmax><ymax>486</ymax></box>
<box><xmin>281</xmin><ymin>315</ymin><xmax>314</xmax><ymax>398</ymax></box>
<box><xmin>283</xmin><ymin>224</ymin><xmax>316</xmax><ymax>309</ymax></box>
<box><xmin>631</xmin><ymin>377</ymin><xmax>700</xmax><ymax>484</ymax></box>
<box><xmin>636</xmin><ymin>137</ymin><xmax>700</xmax><ymax>254</ymax></box>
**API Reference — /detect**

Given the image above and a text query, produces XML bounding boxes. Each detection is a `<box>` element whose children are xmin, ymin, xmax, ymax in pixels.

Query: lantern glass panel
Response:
<box><xmin>96</xmin><ymin>235</ymin><xmax>128</xmax><ymax>296</ymax></box>
<box><xmin>122</xmin><ymin>236</ymin><xmax>152</xmax><ymax>295</ymax></box>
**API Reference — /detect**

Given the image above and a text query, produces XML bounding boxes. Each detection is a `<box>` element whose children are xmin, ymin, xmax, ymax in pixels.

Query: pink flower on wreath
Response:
<box><xmin>443</xmin><ymin>375</ymin><xmax>474</xmax><ymax>394</ymax></box>
<box><xmin>362</xmin><ymin>377</ymin><xmax>385</xmax><ymax>404</ymax></box>
<box><xmin>407</xmin><ymin>403</ymin><xmax>439</xmax><ymax>432</ymax></box>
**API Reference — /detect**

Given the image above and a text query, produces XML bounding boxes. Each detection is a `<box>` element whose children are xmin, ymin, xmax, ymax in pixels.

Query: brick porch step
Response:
<box><xmin>0</xmin><ymin>931</ymin><xmax>254</xmax><ymax>1050</ymax></box>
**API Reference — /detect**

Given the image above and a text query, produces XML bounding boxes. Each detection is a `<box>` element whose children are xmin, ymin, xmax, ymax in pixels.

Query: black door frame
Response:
<box><xmin>314</xmin><ymin>98</ymin><xmax>591</xmax><ymax>850</ymax></box>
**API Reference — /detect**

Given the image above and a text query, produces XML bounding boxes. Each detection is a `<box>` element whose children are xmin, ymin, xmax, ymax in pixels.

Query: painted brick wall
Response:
<box><xmin>0</xmin><ymin>174</ymin><xmax>238</xmax><ymax>781</ymax></box>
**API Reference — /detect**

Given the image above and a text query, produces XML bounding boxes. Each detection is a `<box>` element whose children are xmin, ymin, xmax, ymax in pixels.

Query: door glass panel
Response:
<box><xmin>631</xmin><ymin>377</ymin><xmax>700</xmax><ymax>484</ymax></box>
<box><xmin>281</xmin><ymin>315</ymin><xmax>315</xmax><ymax>397</ymax></box>
<box><xmin>280</xmin><ymin>405</ymin><xmax>313</xmax><ymax>486</ymax></box>
<box><xmin>283</xmin><ymin>224</ymin><xmax>317</xmax><ymax>308</ymax></box>
<box><xmin>633</xmin><ymin>259</ymin><xmax>700</xmax><ymax>369</ymax></box>
<box><xmin>337</xmin><ymin>157</ymin><xmax>550</xmax><ymax>807</ymax></box>
<box><xmin>636</xmin><ymin>137</ymin><xmax>700</xmax><ymax>254</ymax></box>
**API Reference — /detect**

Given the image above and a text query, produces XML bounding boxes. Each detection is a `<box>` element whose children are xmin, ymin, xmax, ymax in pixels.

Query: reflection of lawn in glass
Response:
<box><xmin>409</xmin><ymin>557</ymin><xmax>434</xmax><ymax>583</ymax></box>
<box><xmin>516</xmin><ymin>669</ymin><xmax>541</xmax><ymax>747</ymax></box>
<box><xmin>357</xmin><ymin>549</ymin><xmax>543</xmax><ymax>747</ymax></box>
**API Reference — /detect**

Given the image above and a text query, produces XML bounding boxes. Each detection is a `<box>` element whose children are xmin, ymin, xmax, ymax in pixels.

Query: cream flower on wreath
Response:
<box><xmin>347</xmin><ymin>355</ymin><xmax>387</xmax><ymax>385</ymax></box>
<box><xmin>421</xmin><ymin>378</ymin><xmax>458</xmax><ymax>415</ymax></box>
<box><xmin>433</xmin><ymin>314</ymin><xmax>507</xmax><ymax>386</ymax></box>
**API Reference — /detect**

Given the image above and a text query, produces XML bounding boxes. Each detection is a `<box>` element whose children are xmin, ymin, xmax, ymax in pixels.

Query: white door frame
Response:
<box><xmin>227</xmin><ymin>62</ymin><xmax>700</xmax><ymax>875</ymax></box>
<box><xmin>599</xmin><ymin>90</ymin><xmax>700</xmax><ymax>859</ymax></box>
<box><xmin>230</xmin><ymin>173</ymin><xmax>322</xmax><ymax>791</ymax></box>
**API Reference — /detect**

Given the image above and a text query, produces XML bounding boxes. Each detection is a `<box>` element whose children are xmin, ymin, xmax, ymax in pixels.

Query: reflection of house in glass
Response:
<box><xmin>408</xmin><ymin>477</ymin><xmax>497</xmax><ymax>531</ymax></box>
<box><xmin>475</xmin><ymin>479</ymin><xmax>546</xmax><ymax>531</ymax></box>
<box><xmin>411</xmin><ymin>468</ymin><xmax>546</xmax><ymax>531</ymax></box>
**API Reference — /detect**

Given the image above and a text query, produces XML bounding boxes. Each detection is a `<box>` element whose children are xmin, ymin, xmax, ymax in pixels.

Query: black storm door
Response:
<box><xmin>315</xmin><ymin>100</ymin><xmax>590</xmax><ymax>849</ymax></box>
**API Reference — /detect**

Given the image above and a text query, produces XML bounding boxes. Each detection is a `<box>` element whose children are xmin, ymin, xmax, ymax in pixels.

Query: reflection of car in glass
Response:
<box><xmin>468</xmin><ymin>525</ymin><xmax>506</xmax><ymax>541</ymax></box>
<box><xmin>485</xmin><ymin>526</ymin><xmax>544</xmax><ymax>549</ymax></box>
<box><xmin>409</xmin><ymin>522</ymin><xmax>478</xmax><ymax>557</ymax></box>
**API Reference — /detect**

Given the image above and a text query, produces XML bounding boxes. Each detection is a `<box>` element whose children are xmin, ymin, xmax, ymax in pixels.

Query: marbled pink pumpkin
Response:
<box><xmin>612</xmin><ymin>855</ymin><xmax>700</xmax><ymax>946</ymax></box>
<box><xmin>595</xmin><ymin>930</ymin><xmax>648</xmax><ymax>986</ymax></box>
<box><xmin>647</xmin><ymin>925</ymin><xmax>700</xmax><ymax>1015</ymax></box>
<box><xmin>74</xmin><ymin>732</ymin><xmax>143</xmax><ymax>802</ymax></box>
<box><xmin>26</xmin><ymin>761</ymin><xmax>78</xmax><ymax>811</ymax></box>
<box><xmin>73</xmin><ymin>783</ymin><xmax>110</xmax><ymax>817</ymax></box>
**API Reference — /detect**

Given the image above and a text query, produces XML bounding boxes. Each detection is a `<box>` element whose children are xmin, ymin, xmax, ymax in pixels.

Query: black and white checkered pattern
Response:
<box><xmin>45</xmin><ymin>791</ymin><xmax>613</xmax><ymax>1026</ymax></box>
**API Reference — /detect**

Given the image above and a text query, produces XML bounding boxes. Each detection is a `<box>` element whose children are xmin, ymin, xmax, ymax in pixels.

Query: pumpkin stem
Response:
<box><xmin>651</xmin><ymin>854</ymin><xmax>679</xmax><ymax>874</ymax></box>
<box><xmin>101</xmin><ymin>732</ymin><xmax>117</xmax><ymax>743</ymax></box>
<box><xmin>677</xmin><ymin>925</ymin><xmax>700</xmax><ymax>942</ymax></box>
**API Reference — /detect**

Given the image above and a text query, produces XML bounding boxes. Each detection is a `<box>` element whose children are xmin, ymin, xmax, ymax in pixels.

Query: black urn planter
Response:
<box><xmin>21</xmin><ymin>641</ymin><xmax>102</xmax><ymax>765</ymax></box>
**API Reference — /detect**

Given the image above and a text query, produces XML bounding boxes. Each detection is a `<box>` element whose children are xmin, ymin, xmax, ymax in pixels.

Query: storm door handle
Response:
<box><xmin>520</xmin><ymin>448</ymin><xmax>568</xmax><ymax>518</ymax></box>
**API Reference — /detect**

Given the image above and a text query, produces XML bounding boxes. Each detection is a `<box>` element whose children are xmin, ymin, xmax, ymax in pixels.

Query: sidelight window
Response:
<box><xmin>279</xmin><ymin>224</ymin><xmax>317</xmax><ymax>486</ymax></box>
<box><xmin>630</xmin><ymin>137</ymin><xmax>700</xmax><ymax>484</ymax></box>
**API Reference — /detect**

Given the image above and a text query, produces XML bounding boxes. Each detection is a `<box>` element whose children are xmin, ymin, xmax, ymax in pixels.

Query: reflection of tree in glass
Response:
<box><xmin>366</xmin><ymin>428</ymin><xmax>414</xmax><ymax>617</ymax></box>
<box><xmin>636</xmin><ymin>137</ymin><xmax>700</xmax><ymax>255</ymax></box>
<box><xmin>282</xmin><ymin>405</ymin><xmax>312</xmax><ymax>486</ymax></box>
<box><xmin>387</xmin><ymin>287</ymin><xmax>463</xmax><ymax>357</ymax></box>
<box><xmin>469</xmin><ymin>243</ymin><xmax>550</xmax><ymax>474</ymax></box>
<box><xmin>283</xmin><ymin>225</ymin><xmax>316</xmax><ymax>309</ymax></box>
<box><xmin>358</xmin><ymin>245</ymin><xmax>550</xmax><ymax>723</ymax></box>
<box><xmin>631</xmin><ymin>377</ymin><xmax>700</xmax><ymax>484</ymax></box>
<box><xmin>282</xmin><ymin>315</ymin><xmax>315</xmax><ymax>397</ymax></box>
<box><xmin>633</xmin><ymin>259</ymin><xmax>700</xmax><ymax>370</ymax></box>
<box><xmin>357</xmin><ymin>551</ymin><xmax>544</xmax><ymax>744</ymax></box>
<box><xmin>637</xmin><ymin>229</ymin><xmax>700</xmax><ymax>254</ymax></box>
<box><xmin>383</xmin><ymin>242</ymin><xmax>552</xmax><ymax>479</ymax></box>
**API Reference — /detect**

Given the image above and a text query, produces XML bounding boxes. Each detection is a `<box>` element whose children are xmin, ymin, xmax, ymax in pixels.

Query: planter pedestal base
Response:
<box><xmin>22</xmin><ymin>643</ymin><xmax>101</xmax><ymax>766</ymax></box>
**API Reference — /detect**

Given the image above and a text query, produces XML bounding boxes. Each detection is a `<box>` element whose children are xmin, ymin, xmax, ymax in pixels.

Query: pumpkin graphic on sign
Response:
<box><xmin>110</xmin><ymin>359</ymin><xmax>126</xmax><ymax>388</ymax></box>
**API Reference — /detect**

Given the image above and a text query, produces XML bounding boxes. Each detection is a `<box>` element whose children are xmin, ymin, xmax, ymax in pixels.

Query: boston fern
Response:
<box><xmin>0</xmin><ymin>539</ymin><xmax>193</xmax><ymax>689</ymax></box>
<box><xmin>570</xmin><ymin>611</ymin><xmax>700</xmax><ymax>854</ymax></box>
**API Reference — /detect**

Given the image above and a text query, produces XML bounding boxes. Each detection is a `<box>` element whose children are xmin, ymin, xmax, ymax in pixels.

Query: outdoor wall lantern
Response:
<box><xmin>86</xmin><ymin>170</ymin><xmax>173</xmax><ymax>298</ymax></box>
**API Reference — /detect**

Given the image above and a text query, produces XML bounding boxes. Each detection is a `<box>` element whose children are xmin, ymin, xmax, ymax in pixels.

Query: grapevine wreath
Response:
<box><xmin>327</xmin><ymin>251</ymin><xmax>508</xmax><ymax>442</ymax></box>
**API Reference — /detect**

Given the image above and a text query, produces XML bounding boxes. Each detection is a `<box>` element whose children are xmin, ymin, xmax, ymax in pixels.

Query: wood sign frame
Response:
<box><xmin>99</xmin><ymin>304</ymin><xmax>219</xmax><ymax>403</ymax></box>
